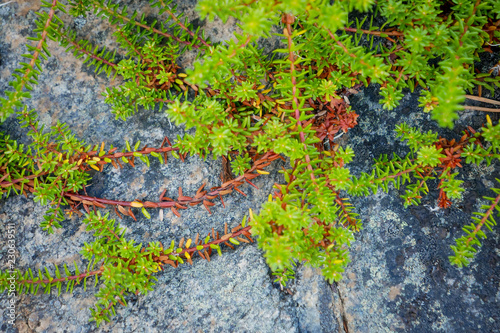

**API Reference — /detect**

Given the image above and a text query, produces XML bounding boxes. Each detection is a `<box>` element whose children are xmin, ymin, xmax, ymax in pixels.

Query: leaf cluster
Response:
<box><xmin>0</xmin><ymin>0</ymin><xmax>499</xmax><ymax>327</ymax></box>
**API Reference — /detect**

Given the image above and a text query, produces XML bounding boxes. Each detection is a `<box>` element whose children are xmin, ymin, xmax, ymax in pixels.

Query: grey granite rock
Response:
<box><xmin>0</xmin><ymin>1</ymin><xmax>499</xmax><ymax>333</ymax></box>
<box><xmin>338</xmin><ymin>84</ymin><xmax>500</xmax><ymax>333</ymax></box>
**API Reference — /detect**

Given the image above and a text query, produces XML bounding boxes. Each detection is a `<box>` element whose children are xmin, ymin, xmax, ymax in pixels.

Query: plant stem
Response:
<box><xmin>284</xmin><ymin>14</ymin><xmax>316</xmax><ymax>183</ymax></box>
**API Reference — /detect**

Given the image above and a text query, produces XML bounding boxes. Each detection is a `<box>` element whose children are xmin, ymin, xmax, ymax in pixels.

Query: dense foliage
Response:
<box><xmin>0</xmin><ymin>0</ymin><xmax>499</xmax><ymax>326</ymax></box>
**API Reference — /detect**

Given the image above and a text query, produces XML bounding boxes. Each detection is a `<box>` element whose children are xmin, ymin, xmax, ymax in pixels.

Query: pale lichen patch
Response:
<box><xmin>388</xmin><ymin>284</ymin><xmax>402</xmax><ymax>301</ymax></box>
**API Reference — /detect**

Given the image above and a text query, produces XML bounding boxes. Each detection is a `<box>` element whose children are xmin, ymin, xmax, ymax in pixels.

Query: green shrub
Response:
<box><xmin>0</xmin><ymin>0</ymin><xmax>499</xmax><ymax>326</ymax></box>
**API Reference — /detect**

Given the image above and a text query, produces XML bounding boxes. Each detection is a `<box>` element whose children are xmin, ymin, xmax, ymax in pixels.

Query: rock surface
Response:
<box><xmin>0</xmin><ymin>1</ymin><xmax>498</xmax><ymax>332</ymax></box>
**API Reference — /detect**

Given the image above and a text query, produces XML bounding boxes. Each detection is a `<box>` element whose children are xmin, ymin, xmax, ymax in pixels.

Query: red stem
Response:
<box><xmin>17</xmin><ymin>267</ymin><xmax>103</xmax><ymax>285</ymax></box>
<box><xmin>159</xmin><ymin>0</ymin><xmax>211</xmax><ymax>48</ymax></box>
<box><xmin>64</xmin><ymin>152</ymin><xmax>280</xmax><ymax>209</ymax></box>
<box><xmin>342</xmin><ymin>27</ymin><xmax>404</xmax><ymax>36</ymax></box>
<box><xmin>284</xmin><ymin>14</ymin><xmax>316</xmax><ymax>183</ymax></box>
<box><xmin>465</xmin><ymin>192</ymin><xmax>500</xmax><ymax>247</ymax></box>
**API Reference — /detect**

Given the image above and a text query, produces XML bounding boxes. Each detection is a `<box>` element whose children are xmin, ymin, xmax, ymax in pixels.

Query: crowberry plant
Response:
<box><xmin>0</xmin><ymin>0</ymin><xmax>499</xmax><ymax>326</ymax></box>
